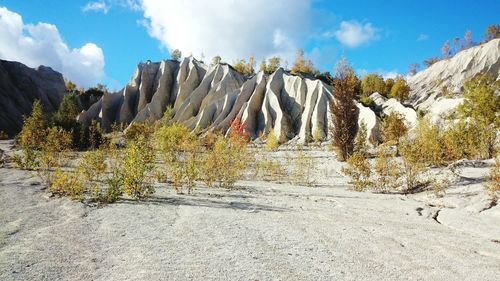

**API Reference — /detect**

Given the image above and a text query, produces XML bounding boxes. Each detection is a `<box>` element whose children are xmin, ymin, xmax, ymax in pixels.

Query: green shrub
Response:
<box><xmin>12</xmin><ymin>148</ymin><xmax>39</xmax><ymax>170</ymax></box>
<box><xmin>155</xmin><ymin>123</ymin><xmax>196</xmax><ymax>163</ymax></box>
<box><xmin>381</xmin><ymin>112</ymin><xmax>408</xmax><ymax>145</ymax></box>
<box><xmin>292</xmin><ymin>149</ymin><xmax>315</xmax><ymax>186</ymax></box>
<box><xmin>18</xmin><ymin>100</ymin><xmax>47</xmax><ymax>150</ymax></box>
<box><xmin>38</xmin><ymin>127</ymin><xmax>72</xmax><ymax>187</ymax></box>
<box><xmin>399</xmin><ymin>140</ymin><xmax>426</xmax><ymax>193</ymax></box>
<box><xmin>359</xmin><ymin>96</ymin><xmax>375</xmax><ymax>107</ymax></box>
<box><xmin>354</xmin><ymin>122</ymin><xmax>369</xmax><ymax>156</ymax></box>
<box><xmin>265</xmin><ymin>129</ymin><xmax>279</xmax><ymax>151</ymax></box>
<box><xmin>390</xmin><ymin>76</ymin><xmax>410</xmax><ymax>102</ymax></box>
<box><xmin>255</xmin><ymin>158</ymin><xmax>284</xmax><ymax>182</ymax></box>
<box><xmin>458</xmin><ymin>75</ymin><xmax>499</xmax><ymax>127</ymax></box>
<box><xmin>373</xmin><ymin>144</ymin><xmax>400</xmax><ymax>192</ymax></box>
<box><xmin>122</xmin><ymin>136</ymin><xmax>155</xmax><ymax>198</ymax></box>
<box><xmin>414</xmin><ymin>118</ymin><xmax>445</xmax><ymax>166</ymax></box>
<box><xmin>50</xmin><ymin>169</ymin><xmax>84</xmax><ymax>201</ymax></box>
<box><xmin>202</xmin><ymin>135</ymin><xmax>249</xmax><ymax>188</ymax></box>
<box><xmin>342</xmin><ymin>152</ymin><xmax>371</xmax><ymax>191</ymax></box>
<box><xmin>125</xmin><ymin>122</ymin><xmax>155</xmax><ymax>142</ymax></box>
<box><xmin>53</xmin><ymin>93</ymin><xmax>81</xmax><ymax>130</ymax></box>
<box><xmin>361</xmin><ymin>73</ymin><xmax>386</xmax><ymax>97</ymax></box>
<box><xmin>78</xmin><ymin>150</ymin><xmax>107</xmax><ymax>182</ymax></box>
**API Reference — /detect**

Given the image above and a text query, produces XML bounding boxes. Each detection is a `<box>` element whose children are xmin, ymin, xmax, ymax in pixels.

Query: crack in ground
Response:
<box><xmin>479</xmin><ymin>199</ymin><xmax>497</xmax><ymax>213</ymax></box>
<box><xmin>432</xmin><ymin>209</ymin><xmax>441</xmax><ymax>224</ymax></box>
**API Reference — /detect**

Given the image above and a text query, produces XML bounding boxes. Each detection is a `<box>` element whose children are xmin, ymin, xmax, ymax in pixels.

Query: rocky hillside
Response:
<box><xmin>0</xmin><ymin>60</ymin><xmax>66</xmax><ymax>137</ymax></box>
<box><xmin>408</xmin><ymin>38</ymin><xmax>500</xmax><ymax>110</ymax></box>
<box><xmin>78</xmin><ymin>59</ymin><xmax>334</xmax><ymax>142</ymax></box>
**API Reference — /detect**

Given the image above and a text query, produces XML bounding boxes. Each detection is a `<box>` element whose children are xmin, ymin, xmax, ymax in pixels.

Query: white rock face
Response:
<box><xmin>408</xmin><ymin>38</ymin><xmax>500</xmax><ymax>110</ymax></box>
<box><xmin>357</xmin><ymin>103</ymin><xmax>380</xmax><ymax>144</ymax></box>
<box><xmin>381</xmin><ymin>98</ymin><xmax>418</xmax><ymax>128</ymax></box>
<box><xmin>79</xmin><ymin>58</ymin><xmax>333</xmax><ymax>142</ymax></box>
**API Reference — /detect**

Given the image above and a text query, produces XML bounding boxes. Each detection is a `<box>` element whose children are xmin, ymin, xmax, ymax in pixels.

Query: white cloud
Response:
<box><xmin>0</xmin><ymin>7</ymin><xmax>105</xmax><ymax>87</ymax></box>
<box><xmin>137</xmin><ymin>0</ymin><xmax>312</xmax><ymax>63</ymax></box>
<box><xmin>357</xmin><ymin>68</ymin><xmax>400</xmax><ymax>79</ymax></box>
<box><xmin>333</xmin><ymin>20</ymin><xmax>379</xmax><ymax>48</ymax></box>
<box><xmin>82</xmin><ymin>1</ymin><xmax>110</xmax><ymax>14</ymax></box>
<box><xmin>417</xmin><ymin>34</ymin><xmax>429</xmax><ymax>42</ymax></box>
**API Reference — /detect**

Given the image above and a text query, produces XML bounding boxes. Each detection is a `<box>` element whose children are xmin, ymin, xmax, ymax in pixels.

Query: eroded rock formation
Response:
<box><xmin>78</xmin><ymin>58</ymin><xmax>334</xmax><ymax>143</ymax></box>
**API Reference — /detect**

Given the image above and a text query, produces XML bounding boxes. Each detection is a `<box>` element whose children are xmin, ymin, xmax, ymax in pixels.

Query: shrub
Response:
<box><xmin>414</xmin><ymin>118</ymin><xmax>445</xmax><ymax>166</ymax></box>
<box><xmin>12</xmin><ymin>148</ymin><xmax>39</xmax><ymax>170</ymax></box>
<box><xmin>329</xmin><ymin>58</ymin><xmax>359</xmax><ymax>161</ymax></box>
<box><xmin>361</xmin><ymin>73</ymin><xmax>386</xmax><ymax>97</ymax></box>
<box><xmin>122</xmin><ymin>136</ymin><xmax>155</xmax><ymax>198</ymax></box>
<box><xmin>373</xmin><ymin>144</ymin><xmax>400</xmax><ymax>192</ymax></box>
<box><xmin>399</xmin><ymin>140</ymin><xmax>426</xmax><ymax>193</ymax></box>
<box><xmin>390</xmin><ymin>76</ymin><xmax>410</xmax><ymax>102</ymax></box>
<box><xmin>485</xmin><ymin>157</ymin><xmax>500</xmax><ymax>201</ymax></box>
<box><xmin>125</xmin><ymin>122</ymin><xmax>155</xmax><ymax>142</ymax></box>
<box><xmin>53</xmin><ymin>93</ymin><xmax>80</xmax><ymax>130</ymax></box>
<box><xmin>354</xmin><ymin>122</ymin><xmax>369</xmax><ymax>156</ymax></box>
<box><xmin>18</xmin><ymin>100</ymin><xmax>47</xmax><ymax>150</ymax></box>
<box><xmin>291</xmin><ymin>49</ymin><xmax>317</xmax><ymax>75</ymax></box>
<box><xmin>359</xmin><ymin>96</ymin><xmax>375</xmax><ymax>107</ymax></box>
<box><xmin>50</xmin><ymin>169</ymin><xmax>84</xmax><ymax>201</ymax></box>
<box><xmin>105</xmin><ymin>143</ymin><xmax>123</xmax><ymax>203</ymax></box>
<box><xmin>442</xmin><ymin>120</ymin><xmax>496</xmax><ymax>160</ymax></box>
<box><xmin>202</xmin><ymin>135</ymin><xmax>249</xmax><ymax>188</ymax></box>
<box><xmin>37</xmin><ymin>127</ymin><xmax>72</xmax><ymax>187</ymax></box>
<box><xmin>265</xmin><ymin>129</ymin><xmax>279</xmax><ymax>151</ymax></box>
<box><xmin>292</xmin><ymin>149</ymin><xmax>315</xmax><ymax>186</ymax></box>
<box><xmin>381</xmin><ymin>112</ymin><xmax>408</xmax><ymax>145</ymax></box>
<box><xmin>78</xmin><ymin>150</ymin><xmax>107</xmax><ymax>182</ymax></box>
<box><xmin>229</xmin><ymin>117</ymin><xmax>250</xmax><ymax>144</ymax></box>
<box><xmin>342</xmin><ymin>151</ymin><xmax>371</xmax><ymax>191</ymax></box>
<box><xmin>458</xmin><ymin>75</ymin><xmax>499</xmax><ymax>128</ymax></box>
<box><xmin>155</xmin><ymin>123</ymin><xmax>196</xmax><ymax>163</ymax></box>
<box><xmin>255</xmin><ymin>158</ymin><xmax>284</xmax><ymax>182</ymax></box>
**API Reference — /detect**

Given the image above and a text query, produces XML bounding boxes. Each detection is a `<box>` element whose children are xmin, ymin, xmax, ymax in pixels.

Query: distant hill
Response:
<box><xmin>0</xmin><ymin>60</ymin><xmax>66</xmax><ymax>136</ymax></box>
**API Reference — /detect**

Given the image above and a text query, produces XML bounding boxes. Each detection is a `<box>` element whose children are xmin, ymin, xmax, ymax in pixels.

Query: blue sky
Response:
<box><xmin>0</xmin><ymin>0</ymin><xmax>499</xmax><ymax>89</ymax></box>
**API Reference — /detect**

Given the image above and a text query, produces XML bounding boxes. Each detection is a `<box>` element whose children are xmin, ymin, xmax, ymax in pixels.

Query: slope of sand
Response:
<box><xmin>1</xmin><ymin>142</ymin><xmax>499</xmax><ymax>280</ymax></box>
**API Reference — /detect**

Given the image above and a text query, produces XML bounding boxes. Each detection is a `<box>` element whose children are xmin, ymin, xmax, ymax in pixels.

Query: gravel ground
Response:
<box><xmin>1</xmin><ymin>141</ymin><xmax>499</xmax><ymax>280</ymax></box>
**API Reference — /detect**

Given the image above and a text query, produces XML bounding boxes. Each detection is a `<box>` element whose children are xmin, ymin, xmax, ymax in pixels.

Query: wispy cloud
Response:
<box><xmin>417</xmin><ymin>33</ymin><xmax>429</xmax><ymax>42</ymax></box>
<box><xmin>82</xmin><ymin>1</ymin><xmax>110</xmax><ymax>14</ymax></box>
<box><xmin>328</xmin><ymin>20</ymin><xmax>379</xmax><ymax>48</ymax></box>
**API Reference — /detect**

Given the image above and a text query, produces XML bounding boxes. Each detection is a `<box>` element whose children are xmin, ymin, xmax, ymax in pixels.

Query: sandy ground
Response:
<box><xmin>1</xmin><ymin>141</ymin><xmax>500</xmax><ymax>280</ymax></box>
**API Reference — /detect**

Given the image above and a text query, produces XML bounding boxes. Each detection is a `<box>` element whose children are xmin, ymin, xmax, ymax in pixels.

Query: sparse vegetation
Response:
<box><xmin>342</xmin><ymin>151</ymin><xmax>371</xmax><ymax>191</ymax></box>
<box><xmin>381</xmin><ymin>112</ymin><xmax>408</xmax><ymax>145</ymax></box>
<box><xmin>485</xmin><ymin>157</ymin><xmax>500</xmax><ymax>201</ymax></box>
<box><xmin>265</xmin><ymin>129</ymin><xmax>279</xmax><ymax>151</ymax></box>
<box><xmin>122</xmin><ymin>136</ymin><xmax>155</xmax><ymax>198</ymax></box>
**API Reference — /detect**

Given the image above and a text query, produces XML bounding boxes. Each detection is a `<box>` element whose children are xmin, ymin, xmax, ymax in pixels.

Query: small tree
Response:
<box><xmin>342</xmin><ymin>151</ymin><xmax>371</xmax><ymax>191</ymax></box>
<box><xmin>53</xmin><ymin>93</ymin><xmax>80</xmax><ymax>130</ymax></box>
<box><xmin>441</xmin><ymin>40</ymin><xmax>450</xmax><ymax>59</ymax></box>
<box><xmin>267</xmin><ymin>56</ymin><xmax>281</xmax><ymax>74</ymax></box>
<box><xmin>265</xmin><ymin>129</ymin><xmax>279</xmax><ymax>151</ymax></box>
<box><xmin>390</xmin><ymin>76</ymin><xmax>410</xmax><ymax>102</ymax></box>
<box><xmin>381</xmin><ymin>112</ymin><xmax>408</xmax><ymax>145</ymax></box>
<box><xmin>384</xmin><ymin>78</ymin><xmax>394</xmax><ymax>97</ymax></box>
<box><xmin>291</xmin><ymin>49</ymin><xmax>316</xmax><ymax>75</ymax></box>
<box><xmin>233</xmin><ymin>59</ymin><xmax>247</xmax><ymax>75</ymax></box>
<box><xmin>18</xmin><ymin>100</ymin><xmax>47</xmax><ymax>150</ymax></box>
<box><xmin>423</xmin><ymin>57</ymin><xmax>439</xmax><ymax>68</ymax></box>
<box><xmin>485</xmin><ymin>24</ymin><xmax>500</xmax><ymax>42</ymax></box>
<box><xmin>361</xmin><ymin>73</ymin><xmax>386</xmax><ymax>97</ymax></box>
<box><xmin>461</xmin><ymin>30</ymin><xmax>474</xmax><ymax>50</ymax></box>
<box><xmin>212</xmin><ymin>55</ymin><xmax>222</xmax><ymax>65</ymax></box>
<box><xmin>171</xmin><ymin>49</ymin><xmax>182</xmax><ymax>61</ymax></box>
<box><xmin>408</xmin><ymin>63</ymin><xmax>419</xmax><ymax>76</ymax></box>
<box><xmin>122</xmin><ymin>136</ymin><xmax>155</xmax><ymax>199</ymax></box>
<box><xmin>458</xmin><ymin>75</ymin><xmax>500</xmax><ymax>127</ymax></box>
<box><xmin>329</xmin><ymin>58</ymin><xmax>359</xmax><ymax>161</ymax></box>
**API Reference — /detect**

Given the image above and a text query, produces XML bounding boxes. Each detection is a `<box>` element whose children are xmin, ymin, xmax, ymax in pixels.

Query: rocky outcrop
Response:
<box><xmin>408</xmin><ymin>39</ymin><xmax>500</xmax><ymax>111</ymax></box>
<box><xmin>0</xmin><ymin>60</ymin><xmax>66</xmax><ymax>136</ymax></box>
<box><xmin>79</xmin><ymin>57</ymin><xmax>334</xmax><ymax>142</ymax></box>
